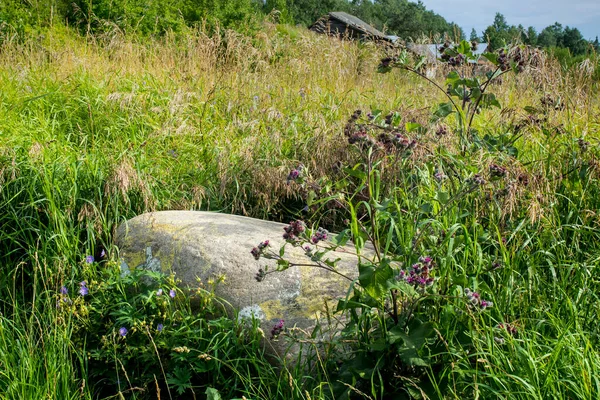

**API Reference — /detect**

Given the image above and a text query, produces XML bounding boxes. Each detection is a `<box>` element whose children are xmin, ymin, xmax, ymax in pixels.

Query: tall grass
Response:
<box><xmin>0</xmin><ymin>21</ymin><xmax>599</xmax><ymax>398</ymax></box>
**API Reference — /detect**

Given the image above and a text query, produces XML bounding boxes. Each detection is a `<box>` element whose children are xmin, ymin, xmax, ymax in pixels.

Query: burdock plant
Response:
<box><xmin>379</xmin><ymin>41</ymin><xmax>528</xmax><ymax>151</ymax></box>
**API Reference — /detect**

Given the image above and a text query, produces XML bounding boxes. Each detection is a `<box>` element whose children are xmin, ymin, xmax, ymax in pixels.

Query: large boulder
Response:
<box><xmin>115</xmin><ymin>211</ymin><xmax>364</xmax><ymax>362</ymax></box>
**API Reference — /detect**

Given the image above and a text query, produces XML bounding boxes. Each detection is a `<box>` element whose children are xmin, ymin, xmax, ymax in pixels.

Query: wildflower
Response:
<box><xmin>498</xmin><ymin>49</ymin><xmax>510</xmax><ymax>71</ymax></box>
<box><xmin>518</xmin><ymin>173</ymin><xmax>529</xmax><ymax>186</ymax></box>
<box><xmin>286</xmin><ymin>164</ymin><xmax>304</xmax><ymax>184</ymax></box>
<box><xmin>491</xmin><ymin>261</ymin><xmax>503</xmax><ymax>270</ymax></box>
<box><xmin>156</xmin><ymin>288</ymin><xmax>163</xmax><ymax>296</ymax></box>
<box><xmin>469</xmin><ymin>174</ymin><xmax>486</xmax><ymax>186</ymax></box>
<box><xmin>271</xmin><ymin>319</ymin><xmax>285</xmax><ymax>339</ymax></box>
<box><xmin>489</xmin><ymin>164</ymin><xmax>507</xmax><ymax>178</ymax></box>
<box><xmin>119</xmin><ymin>327</ymin><xmax>128</xmax><ymax>337</ymax></box>
<box><xmin>169</xmin><ymin>289</ymin><xmax>176</xmax><ymax>298</ymax></box>
<box><xmin>255</xmin><ymin>268</ymin><xmax>266</xmax><ymax>282</ymax></box>
<box><xmin>578</xmin><ymin>138</ymin><xmax>590</xmax><ymax>152</ymax></box>
<box><xmin>480</xmin><ymin>300</ymin><xmax>493</xmax><ymax>309</ymax></box>
<box><xmin>251</xmin><ymin>240</ymin><xmax>270</xmax><ymax>260</ymax></box>
<box><xmin>79</xmin><ymin>281</ymin><xmax>89</xmax><ymax>296</ymax></box>
<box><xmin>85</xmin><ymin>255</ymin><xmax>94</xmax><ymax>264</ymax></box>
<box><xmin>157</xmin><ymin>323</ymin><xmax>164</xmax><ymax>332</ymax></box>
<box><xmin>434</xmin><ymin>171</ymin><xmax>447</xmax><ymax>181</ymax></box>
<box><xmin>60</xmin><ymin>286</ymin><xmax>68</xmax><ymax>295</ymax></box>
<box><xmin>397</xmin><ymin>256</ymin><xmax>435</xmax><ymax>288</ymax></box>
<box><xmin>379</xmin><ymin>57</ymin><xmax>393</xmax><ymax>69</ymax></box>
<box><xmin>496</xmin><ymin>323</ymin><xmax>517</xmax><ymax>335</ymax></box>
<box><xmin>287</xmin><ymin>169</ymin><xmax>300</xmax><ymax>183</ymax></box>
<box><xmin>283</xmin><ymin>220</ymin><xmax>306</xmax><ymax>242</ymax></box>
<box><xmin>311</xmin><ymin>227</ymin><xmax>328</xmax><ymax>244</ymax></box>
<box><xmin>465</xmin><ymin>288</ymin><xmax>492</xmax><ymax>310</ymax></box>
<box><xmin>435</xmin><ymin>124</ymin><xmax>449</xmax><ymax>137</ymax></box>
<box><xmin>100</xmin><ymin>249</ymin><xmax>106</xmax><ymax>258</ymax></box>
<box><xmin>303</xmin><ymin>245</ymin><xmax>313</xmax><ymax>256</ymax></box>
<box><xmin>384</xmin><ymin>113</ymin><xmax>393</xmax><ymax>125</ymax></box>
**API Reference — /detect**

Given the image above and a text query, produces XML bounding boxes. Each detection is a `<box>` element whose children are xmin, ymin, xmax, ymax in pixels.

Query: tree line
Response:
<box><xmin>1</xmin><ymin>0</ymin><xmax>598</xmax><ymax>57</ymax></box>
<box><xmin>476</xmin><ymin>13</ymin><xmax>599</xmax><ymax>55</ymax></box>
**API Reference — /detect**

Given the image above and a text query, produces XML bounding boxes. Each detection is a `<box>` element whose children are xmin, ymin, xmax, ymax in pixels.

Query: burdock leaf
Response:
<box><xmin>483</xmin><ymin>52</ymin><xmax>499</xmax><ymax>65</ymax></box>
<box><xmin>432</xmin><ymin>102</ymin><xmax>454</xmax><ymax>121</ymax></box>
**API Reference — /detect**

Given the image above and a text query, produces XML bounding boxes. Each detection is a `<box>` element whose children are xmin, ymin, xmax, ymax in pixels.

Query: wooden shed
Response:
<box><xmin>310</xmin><ymin>11</ymin><xmax>393</xmax><ymax>42</ymax></box>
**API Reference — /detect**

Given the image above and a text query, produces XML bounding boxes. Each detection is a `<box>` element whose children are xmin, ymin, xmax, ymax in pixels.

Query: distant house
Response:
<box><xmin>310</xmin><ymin>12</ymin><xmax>394</xmax><ymax>42</ymax></box>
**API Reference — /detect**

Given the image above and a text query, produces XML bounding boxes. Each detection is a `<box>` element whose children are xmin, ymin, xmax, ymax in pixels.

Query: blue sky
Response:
<box><xmin>419</xmin><ymin>0</ymin><xmax>600</xmax><ymax>40</ymax></box>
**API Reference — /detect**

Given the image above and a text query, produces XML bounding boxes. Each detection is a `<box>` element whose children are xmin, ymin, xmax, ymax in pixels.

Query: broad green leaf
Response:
<box><xmin>432</xmin><ymin>102</ymin><xmax>454</xmax><ymax>121</ymax></box>
<box><xmin>420</xmin><ymin>203</ymin><xmax>433</xmax><ymax>213</ymax></box>
<box><xmin>358</xmin><ymin>262</ymin><xmax>394</xmax><ymax>299</ymax></box>
<box><xmin>480</xmin><ymin>93</ymin><xmax>501</xmax><ymax>109</ymax></box>
<box><xmin>486</xmin><ymin>68</ymin><xmax>503</xmax><ymax>81</ymax></box>
<box><xmin>344</xmin><ymin>166</ymin><xmax>367</xmax><ymax>180</ymax></box>
<box><xmin>445</xmin><ymin>71</ymin><xmax>460</xmax><ymax>86</ymax></box>
<box><xmin>482</xmin><ymin>52</ymin><xmax>499</xmax><ymax>65</ymax></box>
<box><xmin>405</xmin><ymin>122</ymin><xmax>422</xmax><ymax>132</ymax></box>
<box><xmin>457</xmin><ymin>40</ymin><xmax>473</xmax><ymax>57</ymax></box>
<box><xmin>206</xmin><ymin>387</ymin><xmax>222</xmax><ymax>400</ymax></box>
<box><xmin>436</xmin><ymin>191</ymin><xmax>450</xmax><ymax>204</ymax></box>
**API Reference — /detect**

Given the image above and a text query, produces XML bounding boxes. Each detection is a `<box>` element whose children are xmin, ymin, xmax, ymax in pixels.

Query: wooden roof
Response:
<box><xmin>310</xmin><ymin>12</ymin><xmax>392</xmax><ymax>42</ymax></box>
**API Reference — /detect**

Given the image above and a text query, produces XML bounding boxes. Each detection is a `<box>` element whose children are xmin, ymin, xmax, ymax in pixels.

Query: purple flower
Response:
<box><xmin>480</xmin><ymin>300</ymin><xmax>493</xmax><ymax>310</ymax></box>
<box><xmin>397</xmin><ymin>256</ymin><xmax>435</xmax><ymax>288</ymax></box>
<box><xmin>283</xmin><ymin>220</ymin><xmax>306</xmax><ymax>242</ymax></box>
<box><xmin>310</xmin><ymin>227</ymin><xmax>328</xmax><ymax>244</ymax></box>
<box><xmin>119</xmin><ymin>327</ymin><xmax>128</xmax><ymax>337</ymax></box>
<box><xmin>100</xmin><ymin>249</ymin><xmax>106</xmax><ymax>258</ymax></box>
<box><xmin>169</xmin><ymin>289</ymin><xmax>176</xmax><ymax>298</ymax></box>
<box><xmin>85</xmin><ymin>255</ymin><xmax>94</xmax><ymax>264</ymax></box>
<box><xmin>434</xmin><ymin>171</ymin><xmax>447</xmax><ymax>181</ymax></box>
<box><xmin>251</xmin><ymin>241</ymin><xmax>270</xmax><ymax>260</ymax></box>
<box><xmin>271</xmin><ymin>319</ymin><xmax>285</xmax><ymax>339</ymax></box>
<box><xmin>157</xmin><ymin>323</ymin><xmax>164</xmax><ymax>332</ymax></box>
<box><xmin>60</xmin><ymin>286</ymin><xmax>68</xmax><ymax>295</ymax></box>
<box><xmin>286</xmin><ymin>164</ymin><xmax>304</xmax><ymax>184</ymax></box>
<box><xmin>156</xmin><ymin>289</ymin><xmax>163</xmax><ymax>296</ymax></box>
<box><xmin>79</xmin><ymin>281</ymin><xmax>88</xmax><ymax>296</ymax></box>
<box><xmin>465</xmin><ymin>288</ymin><xmax>492</xmax><ymax>310</ymax></box>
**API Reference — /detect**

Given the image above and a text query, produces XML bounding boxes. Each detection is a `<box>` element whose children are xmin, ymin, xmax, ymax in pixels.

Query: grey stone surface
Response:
<box><xmin>115</xmin><ymin>211</ymin><xmax>367</xmax><ymax>362</ymax></box>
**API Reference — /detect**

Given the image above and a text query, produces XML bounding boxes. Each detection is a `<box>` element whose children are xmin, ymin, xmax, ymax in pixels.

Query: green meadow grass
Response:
<box><xmin>1</xmin><ymin>23</ymin><xmax>600</xmax><ymax>398</ymax></box>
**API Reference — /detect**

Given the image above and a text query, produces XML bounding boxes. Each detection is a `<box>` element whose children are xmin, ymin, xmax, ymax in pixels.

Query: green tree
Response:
<box><xmin>286</xmin><ymin>0</ymin><xmax>347</xmax><ymax>27</ymax></box>
<box><xmin>561</xmin><ymin>26</ymin><xmax>586</xmax><ymax>55</ymax></box>
<box><xmin>524</xmin><ymin>26</ymin><xmax>538</xmax><ymax>46</ymax></box>
<box><xmin>483</xmin><ymin>12</ymin><xmax>512</xmax><ymax>49</ymax></box>
<box><xmin>538</xmin><ymin>22</ymin><xmax>563</xmax><ymax>47</ymax></box>
<box><xmin>469</xmin><ymin>28</ymin><xmax>479</xmax><ymax>42</ymax></box>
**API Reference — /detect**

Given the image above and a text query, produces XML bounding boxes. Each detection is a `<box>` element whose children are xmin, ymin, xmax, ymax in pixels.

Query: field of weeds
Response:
<box><xmin>1</xmin><ymin>22</ymin><xmax>600</xmax><ymax>399</ymax></box>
